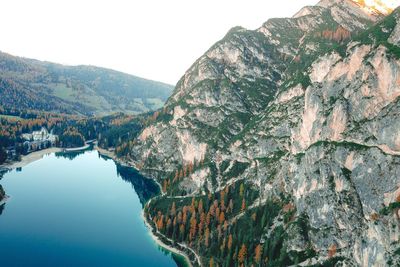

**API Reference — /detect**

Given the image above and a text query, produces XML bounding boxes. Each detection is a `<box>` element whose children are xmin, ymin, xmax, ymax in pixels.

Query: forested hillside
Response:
<box><xmin>0</xmin><ymin>52</ymin><xmax>173</xmax><ymax>115</ymax></box>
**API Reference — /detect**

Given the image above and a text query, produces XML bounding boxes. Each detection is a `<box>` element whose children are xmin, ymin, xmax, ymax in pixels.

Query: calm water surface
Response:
<box><xmin>0</xmin><ymin>150</ymin><xmax>182</xmax><ymax>267</ymax></box>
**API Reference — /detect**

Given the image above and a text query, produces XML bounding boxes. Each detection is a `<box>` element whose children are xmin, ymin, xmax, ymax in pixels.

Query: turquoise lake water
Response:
<box><xmin>0</xmin><ymin>150</ymin><xmax>181</xmax><ymax>267</ymax></box>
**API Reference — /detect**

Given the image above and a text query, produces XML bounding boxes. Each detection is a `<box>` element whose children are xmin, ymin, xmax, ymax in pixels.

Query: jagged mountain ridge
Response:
<box><xmin>0</xmin><ymin>52</ymin><xmax>173</xmax><ymax>115</ymax></box>
<box><xmin>130</xmin><ymin>1</ymin><xmax>400</xmax><ymax>266</ymax></box>
<box><xmin>133</xmin><ymin>0</ymin><xmax>384</xmax><ymax>186</ymax></box>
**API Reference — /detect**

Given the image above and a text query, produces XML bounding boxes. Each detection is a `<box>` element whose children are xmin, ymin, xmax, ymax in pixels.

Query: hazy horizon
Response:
<box><xmin>1</xmin><ymin>0</ymin><xmax>322</xmax><ymax>85</ymax></box>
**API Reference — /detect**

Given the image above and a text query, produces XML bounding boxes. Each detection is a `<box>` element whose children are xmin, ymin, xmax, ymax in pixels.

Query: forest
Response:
<box><xmin>145</xmin><ymin>180</ymin><xmax>319</xmax><ymax>267</ymax></box>
<box><xmin>0</xmin><ymin>106</ymin><xmax>154</xmax><ymax>165</ymax></box>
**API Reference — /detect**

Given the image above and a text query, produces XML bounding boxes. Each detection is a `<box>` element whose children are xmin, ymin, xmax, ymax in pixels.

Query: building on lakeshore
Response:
<box><xmin>22</xmin><ymin>127</ymin><xmax>58</xmax><ymax>153</ymax></box>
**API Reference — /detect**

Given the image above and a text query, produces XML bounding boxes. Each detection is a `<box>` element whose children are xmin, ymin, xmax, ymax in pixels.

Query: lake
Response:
<box><xmin>0</xmin><ymin>150</ymin><xmax>183</xmax><ymax>267</ymax></box>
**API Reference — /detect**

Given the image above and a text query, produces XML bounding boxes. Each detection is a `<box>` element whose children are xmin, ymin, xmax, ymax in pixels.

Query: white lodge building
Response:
<box><xmin>22</xmin><ymin>127</ymin><xmax>58</xmax><ymax>152</ymax></box>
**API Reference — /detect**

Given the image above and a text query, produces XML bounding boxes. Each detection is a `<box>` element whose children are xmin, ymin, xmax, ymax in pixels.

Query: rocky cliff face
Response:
<box><xmin>131</xmin><ymin>0</ymin><xmax>400</xmax><ymax>266</ymax></box>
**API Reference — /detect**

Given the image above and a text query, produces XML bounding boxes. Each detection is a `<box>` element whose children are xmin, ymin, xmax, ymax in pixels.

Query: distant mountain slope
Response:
<box><xmin>0</xmin><ymin>52</ymin><xmax>173</xmax><ymax>115</ymax></box>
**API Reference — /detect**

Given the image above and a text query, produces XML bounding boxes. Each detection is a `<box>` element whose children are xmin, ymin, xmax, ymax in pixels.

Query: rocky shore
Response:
<box><xmin>0</xmin><ymin>185</ymin><xmax>7</xmax><ymax>204</ymax></box>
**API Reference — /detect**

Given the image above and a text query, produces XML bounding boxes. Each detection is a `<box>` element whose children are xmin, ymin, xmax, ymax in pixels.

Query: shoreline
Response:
<box><xmin>95</xmin><ymin>146</ymin><xmax>165</xmax><ymax>195</ymax></box>
<box><xmin>96</xmin><ymin>146</ymin><xmax>198</xmax><ymax>267</ymax></box>
<box><xmin>1</xmin><ymin>147</ymin><xmax>63</xmax><ymax>170</ymax></box>
<box><xmin>63</xmin><ymin>144</ymin><xmax>91</xmax><ymax>152</ymax></box>
<box><xmin>141</xmin><ymin>210</ymin><xmax>194</xmax><ymax>267</ymax></box>
<box><xmin>95</xmin><ymin>146</ymin><xmax>117</xmax><ymax>161</ymax></box>
<box><xmin>0</xmin><ymin>195</ymin><xmax>9</xmax><ymax>205</ymax></box>
<box><xmin>1</xmin><ymin>142</ymin><xmax>94</xmax><ymax>171</ymax></box>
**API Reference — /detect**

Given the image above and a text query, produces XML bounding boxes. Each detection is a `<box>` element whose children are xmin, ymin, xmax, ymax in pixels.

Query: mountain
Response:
<box><xmin>127</xmin><ymin>0</ymin><xmax>400</xmax><ymax>266</ymax></box>
<box><xmin>0</xmin><ymin>52</ymin><xmax>173</xmax><ymax>115</ymax></box>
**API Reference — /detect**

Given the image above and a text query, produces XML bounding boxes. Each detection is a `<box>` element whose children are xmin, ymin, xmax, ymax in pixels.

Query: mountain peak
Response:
<box><xmin>351</xmin><ymin>0</ymin><xmax>398</xmax><ymax>15</ymax></box>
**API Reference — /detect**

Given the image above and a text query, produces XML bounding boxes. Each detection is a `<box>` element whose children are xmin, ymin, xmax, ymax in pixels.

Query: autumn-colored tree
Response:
<box><xmin>209</xmin><ymin>205</ymin><xmax>216</xmax><ymax>217</ymax></box>
<box><xmin>205</xmin><ymin>227</ymin><xmax>210</xmax><ymax>247</ymax></box>
<box><xmin>198</xmin><ymin>199</ymin><xmax>204</xmax><ymax>214</ymax></box>
<box><xmin>199</xmin><ymin>212</ymin><xmax>206</xmax><ymax>236</ymax></box>
<box><xmin>219</xmin><ymin>211</ymin><xmax>225</xmax><ymax>224</ymax></box>
<box><xmin>156</xmin><ymin>215</ymin><xmax>164</xmax><ymax>230</ymax></box>
<box><xmin>191</xmin><ymin>198</ymin><xmax>196</xmax><ymax>212</ymax></box>
<box><xmin>170</xmin><ymin>202</ymin><xmax>176</xmax><ymax>216</ymax></box>
<box><xmin>238</xmin><ymin>244</ymin><xmax>247</xmax><ymax>263</ymax></box>
<box><xmin>220</xmin><ymin>190</ymin><xmax>225</xmax><ymax>203</ymax></box>
<box><xmin>328</xmin><ymin>244</ymin><xmax>337</xmax><ymax>258</ymax></box>
<box><xmin>189</xmin><ymin>212</ymin><xmax>197</xmax><ymax>240</ymax></box>
<box><xmin>209</xmin><ymin>257</ymin><xmax>214</xmax><ymax>267</ymax></box>
<box><xmin>251</xmin><ymin>212</ymin><xmax>257</xmax><ymax>221</ymax></box>
<box><xmin>227</xmin><ymin>234</ymin><xmax>233</xmax><ymax>250</ymax></box>
<box><xmin>241</xmin><ymin>198</ymin><xmax>246</xmax><ymax>211</ymax></box>
<box><xmin>220</xmin><ymin>198</ymin><xmax>226</xmax><ymax>211</ymax></box>
<box><xmin>216</xmin><ymin>207</ymin><xmax>220</xmax><ymax>220</ymax></box>
<box><xmin>254</xmin><ymin>244</ymin><xmax>262</xmax><ymax>264</ymax></box>
<box><xmin>182</xmin><ymin>207</ymin><xmax>188</xmax><ymax>225</ymax></box>
<box><xmin>217</xmin><ymin>224</ymin><xmax>222</xmax><ymax>239</ymax></box>
<box><xmin>152</xmin><ymin>111</ymin><xmax>159</xmax><ymax>121</ymax></box>
<box><xmin>162</xmin><ymin>180</ymin><xmax>168</xmax><ymax>193</ymax></box>
<box><xmin>223</xmin><ymin>220</ymin><xmax>228</xmax><ymax>232</ymax></box>
<box><xmin>206</xmin><ymin>212</ymin><xmax>211</xmax><ymax>226</ymax></box>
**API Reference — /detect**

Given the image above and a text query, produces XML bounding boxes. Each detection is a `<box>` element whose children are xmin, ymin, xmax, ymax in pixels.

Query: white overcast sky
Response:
<box><xmin>0</xmin><ymin>0</ymin><xmax>358</xmax><ymax>85</ymax></box>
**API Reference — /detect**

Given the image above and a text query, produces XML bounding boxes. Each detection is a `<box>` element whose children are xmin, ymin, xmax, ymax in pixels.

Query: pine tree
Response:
<box><xmin>239</xmin><ymin>183</ymin><xmax>245</xmax><ymax>197</ymax></box>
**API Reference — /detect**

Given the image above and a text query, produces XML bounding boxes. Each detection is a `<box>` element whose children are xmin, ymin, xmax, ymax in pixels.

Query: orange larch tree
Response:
<box><xmin>254</xmin><ymin>244</ymin><xmax>262</xmax><ymax>264</ymax></box>
<box><xmin>238</xmin><ymin>244</ymin><xmax>247</xmax><ymax>264</ymax></box>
